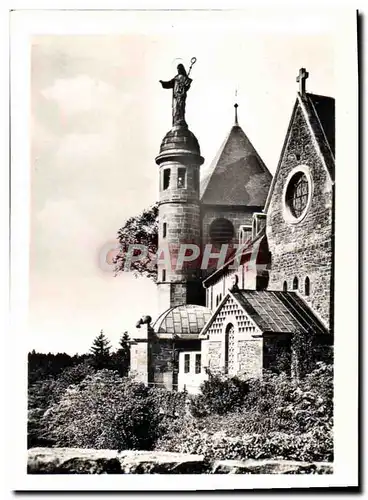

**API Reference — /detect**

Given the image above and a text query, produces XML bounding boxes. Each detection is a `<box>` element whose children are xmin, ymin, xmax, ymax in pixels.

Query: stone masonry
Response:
<box><xmin>266</xmin><ymin>101</ymin><xmax>334</xmax><ymax>331</ymax></box>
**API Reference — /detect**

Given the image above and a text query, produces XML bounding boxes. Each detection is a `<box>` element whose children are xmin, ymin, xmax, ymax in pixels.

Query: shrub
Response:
<box><xmin>156</xmin><ymin>362</ymin><xmax>333</xmax><ymax>462</ymax></box>
<box><xmin>190</xmin><ymin>371</ymin><xmax>250</xmax><ymax>416</ymax></box>
<box><xmin>155</xmin><ymin>427</ymin><xmax>333</xmax><ymax>463</ymax></box>
<box><xmin>42</xmin><ymin>370</ymin><xmax>161</xmax><ymax>451</ymax></box>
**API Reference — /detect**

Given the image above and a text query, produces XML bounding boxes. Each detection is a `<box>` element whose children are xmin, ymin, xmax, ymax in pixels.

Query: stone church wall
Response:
<box><xmin>237</xmin><ymin>338</ymin><xmax>263</xmax><ymax>378</ymax></box>
<box><xmin>266</xmin><ymin>104</ymin><xmax>334</xmax><ymax>331</ymax></box>
<box><xmin>201</xmin><ymin>207</ymin><xmax>254</xmax><ymax>277</ymax></box>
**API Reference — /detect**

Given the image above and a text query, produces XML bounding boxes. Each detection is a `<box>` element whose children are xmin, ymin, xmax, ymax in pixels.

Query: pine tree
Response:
<box><xmin>89</xmin><ymin>330</ymin><xmax>112</xmax><ymax>370</ymax></box>
<box><xmin>111</xmin><ymin>332</ymin><xmax>131</xmax><ymax>377</ymax></box>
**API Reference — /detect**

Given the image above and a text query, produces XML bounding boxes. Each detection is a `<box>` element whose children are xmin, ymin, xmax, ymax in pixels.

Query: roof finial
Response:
<box><xmin>234</xmin><ymin>88</ymin><xmax>239</xmax><ymax>125</ymax></box>
<box><xmin>234</xmin><ymin>103</ymin><xmax>239</xmax><ymax>125</ymax></box>
<box><xmin>296</xmin><ymin>67</ymin><xmax>309</xmax><ymax>95</ymax></box>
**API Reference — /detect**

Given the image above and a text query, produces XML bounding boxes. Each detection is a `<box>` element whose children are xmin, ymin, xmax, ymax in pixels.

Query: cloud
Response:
<box><xmin>41</xmin><ymin>74</ymin><xmax>124</xmax><ymax>117</ymax></box>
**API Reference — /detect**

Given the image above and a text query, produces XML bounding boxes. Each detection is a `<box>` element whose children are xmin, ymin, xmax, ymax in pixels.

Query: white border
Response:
<box><xmin>5</xmin><ymin>4</ymin><xmax>359</xmax><ymax>493</ymax></box>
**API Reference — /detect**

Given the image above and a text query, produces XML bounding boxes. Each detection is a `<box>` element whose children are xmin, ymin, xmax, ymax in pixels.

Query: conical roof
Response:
<box><xmin>200</xmin><ymin>108</ymin><xmax>272</xmax><ymax>206</ymax></box>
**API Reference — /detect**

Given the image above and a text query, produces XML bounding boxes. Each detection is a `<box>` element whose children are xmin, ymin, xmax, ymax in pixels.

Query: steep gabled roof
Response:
<box><xmin>264</xmin><ymin>92</ymin><xmax>335</xmax><ymax>212</ymax></box>
<box><xmin>200</xmin><ymin>116</ymin><xmax>272</xmax><ymax>206</ymax></box>
<box><xmin>200</xmin><ymin>289</ymin><xmax>329</xmax><ymax>337</ymax></box>
<box><xmin>231</xmin><ymin>290</ymin><xmax>328</xmax><ymax>335</ymax></box>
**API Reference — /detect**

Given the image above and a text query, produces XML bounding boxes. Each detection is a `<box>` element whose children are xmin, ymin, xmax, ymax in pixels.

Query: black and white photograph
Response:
<box><xmin>7</xmin><ymin>5</ymin><xmax>359</xmax><ymax>491</ymax></box>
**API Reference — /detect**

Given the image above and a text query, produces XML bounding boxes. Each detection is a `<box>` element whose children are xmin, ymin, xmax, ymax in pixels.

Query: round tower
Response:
<box><xmin>155</xmin><ymin>124</ymin><xmax>204</xmax><ymax>311</ymax></box>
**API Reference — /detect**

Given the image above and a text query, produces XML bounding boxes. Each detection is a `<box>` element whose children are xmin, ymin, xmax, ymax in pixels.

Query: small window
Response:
<box><xmin>193</xmin><ymin>171</ymin><xmax>199</xmax><ymax>192</ymax></box>
<box><xmin>305</xmin><ymin>276</ymin><xmax>310</xmax><ymax>296</ymax></box>
<box><xmin>293</xmin><ymin>276</ymin><xmax>298</xmax><ymax>290</ymax></box>
<box><xmin>177</xmin><ymin>168</ymin><xmax>186</xmax><ymax>188</ymax></box>
<box><xmin>184</xmin><ymin>354</ymin><xmax>190</xmax><ymax>373</ymax></box>
<box><xmin>163</xmin><ymin>169</ymin><xmax>170</xmax><ymax>190</ymax></box>
<box><xmin>195</xmin><ymin>354</ymin><xmax>201</xmax><ymax>374</ymax></box>
<box><xmin>162</xmin><ymin>269</ymin><xmax>166</xmax><ymax>281</ymax></box>
<box><xmin>163</xmin><ymin>222</ymin><xmax>167</xmax><ymax>238</ymax></box>
<box><xmin>239</xmin><ymin>225</ymin><xmax>252</xmax><ymax>246</ymax></box>
<box><xmin>283</xmin><ymin>281</ymin><xmax>288</xmax><ymax>291</ymax></box>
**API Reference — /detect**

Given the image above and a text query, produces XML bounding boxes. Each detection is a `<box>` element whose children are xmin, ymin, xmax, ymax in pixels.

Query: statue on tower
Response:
<box><xmin>159</xmin><ymin>57</ymin><xmax>197</xmax><ymax>127</ymax></box>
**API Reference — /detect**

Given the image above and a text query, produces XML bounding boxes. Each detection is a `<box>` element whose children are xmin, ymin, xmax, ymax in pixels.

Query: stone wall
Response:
<box><xmin>237</xmin><ymin>339</ymin><xmax>263</xmax><ymax>378</ymax></box>
<box><xmin>266</xmin><ymin>102</ymin><xmax>334</xmax><ymax>331</ymax></box>
<box><xmin>28</xmin><ymin>448</ymin><xmax>333</xmax><ymax>474</ymax></box>
<box><xmin>201</xmin><ymin>207</ymin><xmax>255</xmax><ymax>277</ymax></box>
<box><xmin>207</xmin><ymin>340</ymin><xmax>222</xmax><ymax>371</ymax></box>
<box><xmin>151</xmin><ymin>339</ymin><xmax>175</xmax><ymax>389</ymax></box>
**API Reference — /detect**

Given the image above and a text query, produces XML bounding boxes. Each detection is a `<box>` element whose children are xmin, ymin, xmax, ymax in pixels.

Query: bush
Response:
<box><xmin>156</xmin><ymin>362</ymin><xmax>333</xmax><ymax>462</ymax></box>
<box><xmin>42</xmin><ymin>370</ymin><xmax>162</xmax><ymax>451</ymax></box>
<box><xmin>156</xmin><ymin>427</ymin><xmax>333</xmax><ymax>462</ymax></box>
<box><xmin>190</xmin><ymin>371</ymin><xmax>250</xmax><ymax>417</ymax></box>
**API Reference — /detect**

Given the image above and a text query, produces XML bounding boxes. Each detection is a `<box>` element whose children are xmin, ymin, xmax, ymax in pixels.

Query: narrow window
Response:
<box><xmin>195</xmin><ymin>354</ymin><xmax>201</xmax><ymax>374</ymax></box>
<box><xmin>293</xmin><ymin>276</ymin><xmax>298</xmax><ymax>290</ymax></box>
<box><xmin>193</xmin><ymin>171</ymin><xmax>199</xmax><ymax>192</ymax></box>
<box><xmin>162</xmin><ymin>269</ymin><xmax>166</xmax><ymax>281</ymax></box>
<box><xmin>305</xmin><ymin>276</ymin><xmax>310</xmax><ymax>296</ymax></box>
<box><xmin>283</xmin><ymin>281</ymin><xmax>288</xmax><ymax>292</ymax></box>
<box><xmin>224</xmin><ymin>323</ymin><xmax>233</xmax><ymax>375</ymax></box>
<box><xmin>177</xmin><ymin>168</ymin><xmax>186</xmax><ymax>188</ymax></box>
<box><xmin>184</xmin><ymin>354</ymin><xmax>190</xmax><ymax>373</ymax></box>
<box><xmin>163</xmin><ymin>222</ymin><xmax>167</xmax><ymax>238</ymax></box>
<box><xmin>163</xmin><ymin>169</ymin><xmax>170</xmax><ymax>190</ymax></box>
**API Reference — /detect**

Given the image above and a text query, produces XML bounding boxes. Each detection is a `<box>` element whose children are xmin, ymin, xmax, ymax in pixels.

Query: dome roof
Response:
<box><xmin>158</xmin><ymin>125</ymin><xmax>201</xmax><ymax>156</ymax></box>
<box><xmin>153</xmin><ymin>304</ymin><xmax>212</xmax><ymax>336</ymax></box>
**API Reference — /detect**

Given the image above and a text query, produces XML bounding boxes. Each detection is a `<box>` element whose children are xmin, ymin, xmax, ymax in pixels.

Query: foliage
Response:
<box><xmin>28</xmin><ymin>363</ymin><xmax>96</xmax><ymax>448</ymax></box>
<box><xmin>190</xmin><ymin>370</ymin><xmax>251</xmax><ymax>417</ymax></box>
<box><xmin>89</xmin><ymin>331</ymin><xmax>112</xmax><ymax>370</ymax></box>
<box><xmin>115</xmin><ymin>203</ymin><xmax>159</xmax><ymax>281</ymax></box>
<box><xmin>155</xmin><ymin>427</ymin><xmax>333</xmax><ymax>463</ymax></box>
<box><xmin>110</xmin><ymin>332</ymin><xmax>131</xmax><ymax>377</ymax></box>
<box><xmin>28</xmin><ymin>350</ymin><xmax>88</xmax><ymax>385</ymax></box>
<box><xmin>156</xmin><ymin>363</ymin><xmax>333</xmax><ymax>462</ymax></box>
<box><xmin>42</xmin><ymin>371</ymin><xmax>161</xmax><ymax>451</ymax></box>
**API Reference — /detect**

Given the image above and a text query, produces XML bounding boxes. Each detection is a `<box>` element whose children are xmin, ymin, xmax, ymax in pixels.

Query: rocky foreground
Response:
<box><xmin>28</xmin><ymin>448</ymin><xmax>333</xmax><ymax>474</ymax></box>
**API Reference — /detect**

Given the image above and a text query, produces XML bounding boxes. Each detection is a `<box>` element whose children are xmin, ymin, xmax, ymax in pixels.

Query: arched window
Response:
<box><xmin>283</xmin><ymin>281</ymin><xmax>288</xmax><ymax>292</ymax></box>
<box><xmin>163</xmin><ymin>222</ymin><xmax>167</xmax><ymax>238</ymax></box>
<box><xmin>293</xmin><ymin>276</ymin><xmax>298</xmax><ymax>290</ymax></box>
<box><xmin>209</xmin><ymin>218</ymin><xmax>235</xmax><ymax>245</ymax></box>
<box><xmin>305</xmin><ymin>276</ymin><xmax>310</xmax><ymax>296</ymax></box>
<box><xmin>224</xmin><ymin>323</ymin><xmax>234</xmax><ymax>375</ymax></box>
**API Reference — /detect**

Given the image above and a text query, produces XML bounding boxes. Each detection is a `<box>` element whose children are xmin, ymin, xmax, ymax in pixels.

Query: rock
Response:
<box><xmin>211</xmin><ymin>459</ymin><xmax>333</xmax><ymax>474</ymax></box>
<box><xmin>28</xmin><ymin>448</ymin><xmax>333</xmax><ymax>474</ymax></box>
<box><xmin>27</xmin><ymin>448</ymin><xmax>122</xmax><ymax>474</ymax></box>
<box><xmin>27</xmin><ymin>448</ymin><xmax>206</xmax><ymax>474</ymax></box>
<box><xmin>118</xmin><ymin>450</ymin><xmax>207</xmax><ymax>474</ymax></box>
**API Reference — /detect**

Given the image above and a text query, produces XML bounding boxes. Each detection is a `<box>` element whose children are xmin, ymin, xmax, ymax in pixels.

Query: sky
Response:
<box><xmin>29</xmin><ymin>12</ymin><xmax>336</xmax><ymax>354</ymax></box>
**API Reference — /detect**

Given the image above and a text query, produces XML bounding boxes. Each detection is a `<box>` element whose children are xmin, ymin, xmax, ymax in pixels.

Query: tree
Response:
<box><xmin>90</xmin><ymin>331</ymin><xmax>112</xmax><ymax>370</ymax></box>
<box><xmin>115</xmin><ymin>203</ymin><xmax>158</xmax><ymax>281</ymax></box>
<box><xmin>111</xmin><ymin>332</ymin><xmax>131</xmax><ymax>377</ymax></box>
<box><xmin>42</xmin><ymin>370</ymin><xmax>161</xmax><ymax>450</ymax></box>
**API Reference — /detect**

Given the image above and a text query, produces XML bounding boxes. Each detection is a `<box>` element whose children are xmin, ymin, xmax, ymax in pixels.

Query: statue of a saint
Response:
<box><xmin>160</xmin><ymin>63</ymin><xmax>192</xmax><ymax>127</ymax></box>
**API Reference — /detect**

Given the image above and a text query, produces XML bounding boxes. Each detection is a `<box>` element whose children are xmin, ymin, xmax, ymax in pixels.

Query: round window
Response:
<box><xmin>284</xmin><ymin>168</ymin><xmax>312</xmax><ymax>222</ymax></box>
<box><xmin>209</xmin><ymin>218</ymin><xmax>234</xmax><ymax>245</ymax></box>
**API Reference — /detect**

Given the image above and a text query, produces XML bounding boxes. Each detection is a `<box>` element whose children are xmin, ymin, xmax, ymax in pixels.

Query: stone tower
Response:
<box><xmin>155</xmin><ymin>124</ymin><xmax>205</xmax><ymax>312</ymax></box>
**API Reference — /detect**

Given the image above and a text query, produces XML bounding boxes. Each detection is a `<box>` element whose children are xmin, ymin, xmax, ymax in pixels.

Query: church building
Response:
<box><xmin>129</xmin><ymin>67</ymin><xmax>334</xmax><ymax>392</ymax></box>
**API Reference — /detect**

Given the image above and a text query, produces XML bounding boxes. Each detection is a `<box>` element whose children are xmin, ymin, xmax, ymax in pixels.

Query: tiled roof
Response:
<box><xmin>153</xmin><ymin>304</ymin><xmax>212</xmax><ymax>336</ymax></box>
<box><xmin>232</xmin><ymin>290</ymin><xmax>328</xmax><ymax>336</ymax></box>
<box><xmin>307</xmin><ymin>93</ymin><xmax>335</xmax><ymax>156</ymax></box>
<box><xmin>200</xmin><ymin>124</ymin><xmax>272</xmax><ymax>206</ymax></box>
